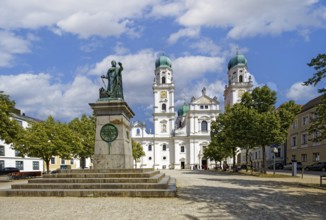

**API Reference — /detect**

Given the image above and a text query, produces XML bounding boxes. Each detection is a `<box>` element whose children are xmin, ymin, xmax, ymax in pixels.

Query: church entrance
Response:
<box><xmin>181</xmin><ymin>161</ymin><xmax>185</xmax><ymax>169</ymax></box>
<box><xmin>201</xmin><ymin>159</ymin><xmax>207</xmax><ymax>170</ymax></box>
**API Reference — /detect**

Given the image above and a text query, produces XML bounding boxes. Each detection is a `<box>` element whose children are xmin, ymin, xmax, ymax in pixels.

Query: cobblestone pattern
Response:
<box><xmin>0</xmin><ymin>170</ymin><xmax>325</xmax><ymax>220</ymax></box>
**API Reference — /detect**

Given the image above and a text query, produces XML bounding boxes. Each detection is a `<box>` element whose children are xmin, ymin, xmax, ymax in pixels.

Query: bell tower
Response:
<box><xmin>153</xmin><ymin>54</ymin><xmax>175</xmax><ymax>136</ymax></box>
<box><xmin>224</xmin><ymin>52</ymin><xmax>253</xmax><ymax>108</ymax></box>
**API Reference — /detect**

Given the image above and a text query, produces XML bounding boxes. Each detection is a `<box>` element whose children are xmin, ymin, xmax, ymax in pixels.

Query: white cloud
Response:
<box><xmin>173</xmin><ymin>55</ymin><xmax>225</xmax><ymax>88</ymax></box>
<box><xmin>286</xmin><ymin>82</ymin><xmax>318</xmax><ymax>102</ymax></box>
<box><xmin>168</xmin><ymin>27</ymin><xmax>200</xmax><ymax>44</ymax></box>
<box><xmin>190</xmin><ymin>38</ymin><xmax>221</xmax><ymax>56</ymax></box>
<box><xmin>0</xmin><ymin>31</ymin><xmax>31</xmax><ymax>67</ymax></box>
<box><xmin>167</xmin><ymin>0</ymin><xmax>326</xmax><ymax>39</ymax></box>
<box><xmin>0</xmin><ymin>73</ymin><xmax>98</xmax><ymax>121</ymax></box>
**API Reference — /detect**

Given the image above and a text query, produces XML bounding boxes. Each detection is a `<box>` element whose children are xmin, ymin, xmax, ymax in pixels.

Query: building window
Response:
<box><xmin>16</xmin><ymin>161</ymin><xmax>24</xmax><ymax>170</ymax></box>
<box><xmin>70</xmin><ymin>159</ymin><xmax>74</xmax><ymax>165</ymax></box>
<box><xmin>33</xmin><ymin>161</ymin><xmax>39</xmax><ymax>170</ymax></box>
<box><xmin>61</xmin><ymin>158</ymin><xmax>65</xmax><ymax>165</ymax></box>
<box><xmin>239</xmin><ymin>75</ymin><xmax>243</xmax><ymax>83</ymax></box>
<box><xmin>162</xmin><ymin>145</ymin><xmax>166</xmax><ymax>151</ymax></box>
<box><xmin>162</xmin><ymin>76</ymin><xmax>166</xmax><ymax>84</ymax></box>
<box><xmin>15</xmin><ymin>150</ymin><xmax>20</xmax><ymax>157</ymax></box>
<box><xmin>50</xmin><ymin>157</ymin><xmax>55</xmax><ymax>164</ymax></box>
<box><xmin>302</xmin><ymin>116</ymin><xmax>308</xmax><ymax>125</ymax></box>
<box><xmin>0</xmin><ymin>160</ymin><xmax>4</xmax><ymax>169</ymax></box>
<box><xmin>136</xmin><ymin>128</ymin><xmax>140</xmax><ymax>136</ymax></box>
<box><xmin>200</xmin><ymin>105</ymin><xmax>204</xmax><ymax>109</ymax></box>
<box><xmin>181</xmin><ymin>146</ymin><xmax>185</xmax><ymax>153</ymax></box>
<box><xmin>163</xmin><ymin>156</ymin><xmax>166</xmax><ymax>160</ymax></box>
<box><xmin>302</xmin><ymin>134</ymin><xmax>307</xmax><ymax>145</ymax></box>
<box><xmin>204</xmin><ymin>105</ymin><xmax>208</xmax><ymax>109</ymax></box>
<box><xmin>301</xmin><ymin>154</ymin><xmax>307</xmax><ymax>162</ymax></box>
<box><xmin>161</xmin><ymin>124</ymin><xmax>167</xmax><ymax>133</ymax></box>
<box><xmin>148</xmin><ymin>145</ymin><xmax>152</xmax><ymax>151</ymax></box>
<box><xmin>313</xmin><ymin>153</ymin><xmax>320</xmax><ymax>162</ymax></box>
<box><xmin>162</xmin><ymin>103</ymin><xmax>166</xmax><ymax>111</ymax></box>
<box><xmin>201</xmin><ymin>121</ymin><xmax>208</xmax><ymax>132</ymax></box>
<box><xmin>292</xmin><ymin>120</ymin><xmax>298</xmax><ymax>129</ymax></box>
<box><xmin>0</xmin><ymin>146</ymin><xmax>4</xmax><ymax>156</ymax></box>
<box><xmin>291</xmin><ymin>155</ymin><xmax>296</xmax><ymax>161</ymax></box>
<box><xmin>291</xmin><ymin>136</ymin><xmax>297</xmax><ymax>147</ymax></box>
<box><xmin>149</xmin><ymin>157</ymin><xmax>152</xmax><ymax>160</ymax></box>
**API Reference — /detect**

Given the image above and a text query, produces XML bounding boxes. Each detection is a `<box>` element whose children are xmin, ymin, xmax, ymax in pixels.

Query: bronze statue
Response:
<box><xmin>100</xmin><ymin>60</ymin><xmax>124</xmax><ymax>100</ymax></box>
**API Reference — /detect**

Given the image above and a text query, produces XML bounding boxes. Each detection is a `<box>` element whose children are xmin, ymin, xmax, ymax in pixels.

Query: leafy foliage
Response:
<box><xmin>303</xmin><ymin>53</ymin><xmax>326</xmax><ymax>141</ymax></box>
<box><xmin>0</xmin><ymin>91</ymin><xmax>20</xmax><ymax>144</ymax></box>
<box><xmin>68</xmin><ymin>115</ymin><xmax>95</xmax><ymax>167</ymax></box>
<box><xmin>132</xmin><ymin>139</ymin><xmax>145</xmax><ymax>168</ymax></box>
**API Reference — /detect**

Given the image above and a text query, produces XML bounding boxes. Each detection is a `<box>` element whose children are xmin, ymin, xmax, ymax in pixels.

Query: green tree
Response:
<box><xmin>13</xmin><ymin>116</ymin><xmax>78</xmax><ymax>173</ymax></box>
<box><xmin>210</xmin><ymin>113</ymin><xmax>233</xmax><ymax>170</ymax></box>
<box><xmin>132</xmin><ymin>139</ymin><xmax>145</xmax><ymax>168</ymax></box>
<box><xmin>68</xmin><ymin>115</ymin><xmax>95</xmax><ymax>168</ymax></box>
<box><xmin>0</xmin><ymin>91</ymin><xmax>20</xmax><ymax>144</ymax></box>
<box><xmin>203</xmin><ymin>141</ymin><xmax>229</xmax><ymax>170</ymax></box>
<box><xmin>241</xmin><ymin>86</ymin><xmax>281</xmax><ymax>173</ymax></box>
<box><xmin>227</xmin><ymin>103</ymin><xmax>259</xmax><ymax>171</ymax></box>
<box><xmin>303</xmin><ymin>53</ymin><xmax>326</xmax><ymax>141</ymax></box>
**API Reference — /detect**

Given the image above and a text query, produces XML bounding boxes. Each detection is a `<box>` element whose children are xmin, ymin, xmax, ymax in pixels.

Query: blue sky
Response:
<box><xmin>0</xmin><ymin>0</ymin><xmax>325</xmax><ymax>130</ymax></box>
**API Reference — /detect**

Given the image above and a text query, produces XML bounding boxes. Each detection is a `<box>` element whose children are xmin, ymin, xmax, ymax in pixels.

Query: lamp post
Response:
<box><xmin>273</xmin><ymin>147</ymin><xmax>278</xmax><ymax>175</ymax></box>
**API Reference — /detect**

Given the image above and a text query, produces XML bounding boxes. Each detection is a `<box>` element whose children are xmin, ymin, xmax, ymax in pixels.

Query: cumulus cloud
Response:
<box><xmin>0</xmin><ymin>31</ymin><xmax>31</xmax><ymax>67</ymax></box>
<box><xmin>164</xmin><ymin>0</ymin><xmax>326</xmax><ymax>39</ymax></box>
<box><xmin>168</xmin><ymin>27</ymin><xmax>200</xmax><ymax>44</ymax></box>
<box><xmin>286</xmin><ymin>82</ymin><xmax>318</xmax><ymax>102</ymax></box>
<box><xmin>0</xmin><ymin>73</ymin><xmax>98</xmax><ymax>121</ymax></box>
<box><xmin>190</xmin><ymin>38</ymin><xmax>221</xmax><ymax>56</ymax></box>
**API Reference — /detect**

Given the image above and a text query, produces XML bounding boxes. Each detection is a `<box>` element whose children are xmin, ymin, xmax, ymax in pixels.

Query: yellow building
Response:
<box><xmin>286</xmin><ymin>95</ymin><xmax>326</xmax><ymax>166</ymax></box>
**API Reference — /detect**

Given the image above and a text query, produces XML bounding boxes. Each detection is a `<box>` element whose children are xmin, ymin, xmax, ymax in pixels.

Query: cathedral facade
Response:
<box><xmin>131</xmin><ymin>53</ymin><xmax>253</xmax><ymax>169</ymax></box>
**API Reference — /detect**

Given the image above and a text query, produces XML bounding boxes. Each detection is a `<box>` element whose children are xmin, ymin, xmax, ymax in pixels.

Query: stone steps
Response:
<box><xmin>0</xmin><ymin>169</ymin><xmax>177</xmax><ymax>197</ymax></box>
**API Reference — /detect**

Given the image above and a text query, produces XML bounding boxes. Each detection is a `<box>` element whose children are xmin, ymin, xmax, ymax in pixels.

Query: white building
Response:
<box><xmin>132</xmin><ymin>54</ymin><xmax>222</xmax><ymax>170</ymax></box>
<box><xmin>0</xmin><ymin>109</ymin><xmax>44</xmax><ymax>172</ymax></box>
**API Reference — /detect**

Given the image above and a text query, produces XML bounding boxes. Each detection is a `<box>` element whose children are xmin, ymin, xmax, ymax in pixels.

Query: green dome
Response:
<box><xmin>155</xmin><ymin>55</ymin><xmax>172</xmax><ymax>69</ymax></box>
<box><xmin>177</xmin><ymin>104</ymin><xmax>189</xmax><ymax>116</ymax></box>
<box><xmin>228</xmin><ymin>54</ymin><xmax>247</xmax><ymax>70</ymax></box>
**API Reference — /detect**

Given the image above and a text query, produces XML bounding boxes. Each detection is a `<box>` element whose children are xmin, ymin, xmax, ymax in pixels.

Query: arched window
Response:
<box><xmin>136</xmin><ymin>128</ymin><xmax>140</xmax><ymax>136</ymax></box>
<box><xmin>148</xmin><ymin>145</ymin><xmax>152</xmax><ymax>151</ymax></box>
<box><xmin>239</xmin><ymin>75</ymin><xmax>243</xmax><ymax>83</ymax></box>
<box><xmin>162</xmin><ymin>103</ymin><xmax>166</xmax><ymax>111</ymax></box>
<box><xmin>201</xmin><ymin>121</ymin><xmax>208</xmax><ymax>132</ymax></box>
<box><xmin>162</xmin><ymin>144</ymin><xmax>167</xmax><ymax>151</ymax></box>
<box><xmin>162</xmin><ymin>76</ymin><xmax>166</xmax><ymax>84</ymax></box>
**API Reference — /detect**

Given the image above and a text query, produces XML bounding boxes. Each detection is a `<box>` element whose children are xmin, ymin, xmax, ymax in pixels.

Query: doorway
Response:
<box><xmin>181</xmin><ymin>161</ymin><xmax>185</xmax><ymax>169</ymax></box>
<box><xmin>201</xmin><ymin>159</ymin><xmax>207</xmax><ymax>170</ymax></box>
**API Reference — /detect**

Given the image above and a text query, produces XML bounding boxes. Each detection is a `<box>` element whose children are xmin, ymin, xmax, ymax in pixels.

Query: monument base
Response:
<box><xmin>89</xmin><ymin>100</ymin><xmax>134</xmax><ymax>169</ymax></box>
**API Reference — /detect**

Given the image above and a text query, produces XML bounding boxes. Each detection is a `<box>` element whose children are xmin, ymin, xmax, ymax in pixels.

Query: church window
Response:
<box><xmin>162</xmin><ymin>104</ymin><xmax>166</xmax><ymax>111</ymax></box>
<box><xmin>205</xmin><ymin>105</ymin><xmax>208</xmax><ymax>109</ymax></box>
<box><xmin>148</xmin><ymin>145</ymin><xmax>152</xmax><ymax>151</ymax></box>
<box><xmin>239</xmin><ymin>75</ymin><xmax>243</xmax><ymax>83</ymax></box>
<box><xmin>162</xmin><ymin>77</ymin><xmax>166</xmax><ymax>84</ymax></box>
<box><xmin>200</xmin><ymin>105</ymin><xmax>204</xmax><ymax>109</ymax></box>
<box><xmin>201</xmin><ymin>121</ymin><xmax>208</xmax><ymax>132</ymax></box>
<box><xmin>162</xmin><ymin>124</ymin><xmax>167</xmax><ymax>133</ymax></box>
<box><xmin>163</xmin><ymin>145</ymin><xmax>166</xmax><ymax>151</ymax></box>
<box><xmin>136</xmin><ymin>128</ymin><xmax>140</xmax><ymax>136</ymax></box>
<box><xmin>181</xmin><ymin>146</ymin><xmax>185</xmax><ymax>153</ymax></box>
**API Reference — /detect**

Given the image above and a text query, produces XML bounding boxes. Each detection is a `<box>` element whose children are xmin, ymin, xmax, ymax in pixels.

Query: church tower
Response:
<box><xmin>153</xmin><ymin>54</ymin><xmax>175</xmax><ymax>136</ymax></box>
<box><xmin>224</xmin><ymin>52</ymin><xmax>253</xmax><ymax>108</ymax></box>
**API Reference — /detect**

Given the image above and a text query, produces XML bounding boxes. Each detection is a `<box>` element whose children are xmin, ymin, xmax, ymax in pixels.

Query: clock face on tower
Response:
<box><xmin>160</xmin><ymin>91</ymin><xmax>167</xmax><ymax>99</ymax></box>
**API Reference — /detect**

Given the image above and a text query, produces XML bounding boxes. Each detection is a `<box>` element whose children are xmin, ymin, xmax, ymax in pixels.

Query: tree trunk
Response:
<box><xmin>232</xmin><ymin>147</ymin><xmax>237</xmax><ymax>172</ymax></box>
<box><xmin>45</xmin><ymin>159</ymin><xmax>50</xmax><ymax>174</ymax></box>
<box><xmin>245</xmin><ymin>149</ymin><xmax>249</xmax><ymax>172</ymax></box>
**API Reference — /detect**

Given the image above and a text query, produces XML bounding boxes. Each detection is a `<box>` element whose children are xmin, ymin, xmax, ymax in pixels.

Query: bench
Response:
<box><xmin>320</xmin><ymin>175</ymin><xmax>326</xmax><ymax>187</ymax></box>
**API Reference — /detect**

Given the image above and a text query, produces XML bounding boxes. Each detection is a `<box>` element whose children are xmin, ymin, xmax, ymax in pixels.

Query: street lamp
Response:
<box><xmin>273</xmin><ymin>147</ymin><xmax>278</xmax><ymax>175</ymax></box>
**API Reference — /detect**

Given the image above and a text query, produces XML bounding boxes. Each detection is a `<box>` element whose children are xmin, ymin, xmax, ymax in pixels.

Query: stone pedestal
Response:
<box><xmin>89</xmin><ymin>100</ymin><xmax>134</xmax><ymax>169</ymax></box>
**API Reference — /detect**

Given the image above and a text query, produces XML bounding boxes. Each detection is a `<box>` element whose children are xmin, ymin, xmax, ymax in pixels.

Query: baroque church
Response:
<box><xmin>131</xmin><ymin>53</ymin><xmax>253</xmax><ymax>169</ymax></box>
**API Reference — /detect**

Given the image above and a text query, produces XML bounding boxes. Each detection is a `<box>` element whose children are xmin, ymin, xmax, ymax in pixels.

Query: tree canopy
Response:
<box><xmin>132</xmin><ymin>139</ymin><xmax>145</xmax><ymax>168</ymax></box>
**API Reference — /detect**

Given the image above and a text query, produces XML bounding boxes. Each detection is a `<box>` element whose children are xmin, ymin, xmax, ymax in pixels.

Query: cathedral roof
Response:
<box><xmin>228</xmin><ymin>54</ymin><xmax>247</xmax><ymax>70</ymax></box>
<box><xmin>191</xmin><ymin>87</ymin><xmax>219</xmax><ymax>105</ymax></box>
<box><xmin>155</xmin><ymin>54</ymin><xmax>172</xmax><ymax>69</ymax></box>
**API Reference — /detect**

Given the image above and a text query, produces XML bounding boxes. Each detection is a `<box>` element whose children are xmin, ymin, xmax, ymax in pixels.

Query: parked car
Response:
<box><xmin>0</xmin><ymin>167</ymin><xmax>20</xmax><ymax>175</ymax></box>
<box><xmin>283</xmin><ymin>162</ymin><xmax>302</xmax><ymax>170</ymax></box>
<box><xmin>267</xmin><ymin>163</ymin><xmax>284</xmax><ymax>170</ymax></box>
<box><xmin>305</xmin><ymin>162</ymin><xmax>326</xmax><ymax>171</ymax></box>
